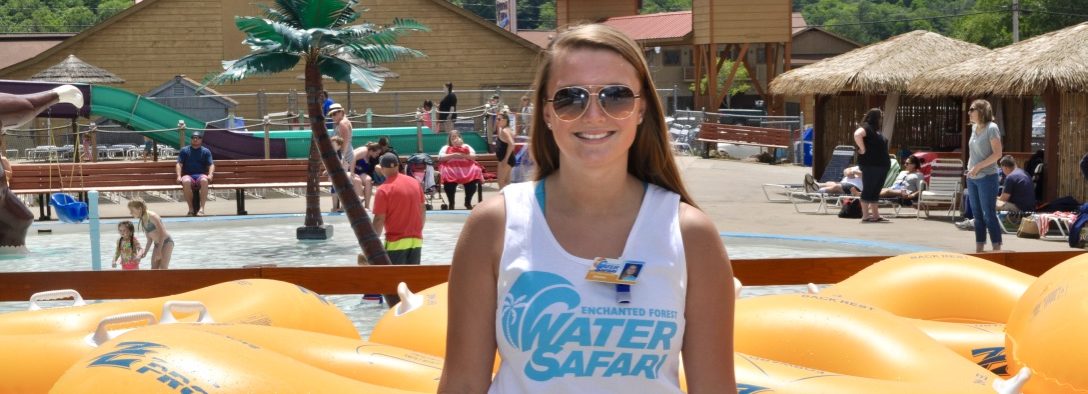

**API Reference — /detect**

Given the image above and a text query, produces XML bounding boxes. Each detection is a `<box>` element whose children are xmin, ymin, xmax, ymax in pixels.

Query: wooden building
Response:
<box><xmin>0</xmin><ymin>0</ymin><xmax>541</xmax><ymax>121</ymax></box>
<box><xmin>691</xmin><ymin>0</ymin><xmax>792</xmax><ymax>114</ymax></box>
<box><xmin>911</xmin><ymin>22</ymin><xmax>1088</xmax><ymax>202</ymax></box>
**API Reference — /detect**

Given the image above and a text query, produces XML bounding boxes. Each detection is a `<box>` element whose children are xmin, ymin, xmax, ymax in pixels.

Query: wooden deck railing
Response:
<box><xmin>0</xmin><ymin>250</ymin><xmax>1080</xmax><ymax>302</ymax></box>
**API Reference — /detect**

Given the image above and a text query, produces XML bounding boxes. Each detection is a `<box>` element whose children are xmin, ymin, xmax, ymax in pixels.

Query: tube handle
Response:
<box><xmin>89</xmin><ymin>312</ymin><xmax>157</xmax><ymax>346</ymax></box>
<box><xmin>160</xmin><ymin>301</ymin><xmax>214</xmax><ymax>324</ymax></box>
<box><xmin>28</xmin><ymin>289</ymin><xmax>86</xmax><ymax>311</ymax></box>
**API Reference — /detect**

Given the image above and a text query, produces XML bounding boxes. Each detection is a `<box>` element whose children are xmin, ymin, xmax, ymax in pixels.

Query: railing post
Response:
<box><xmin>89</xmin><ymin>123</ymin><xmax>98</xmax><ymax>163</ymax></box>
<box><xmin>366</xmin><ymin>108</ymin><xmax>373</xmax><ymax>128</ymax></box>
<box><xmin>263</xmin><ymin>115</ymin><xmax>271</xmax><ymax>160</ymax></box>
<box><xmin>416</xmin><ymin>111</ymin><xmax>424</xmax><ymax>153</ymax></box>
<box><xmin>178</xmin><ymin>120</ymin><xmax>186</xmax><ymax>149</ymax></box>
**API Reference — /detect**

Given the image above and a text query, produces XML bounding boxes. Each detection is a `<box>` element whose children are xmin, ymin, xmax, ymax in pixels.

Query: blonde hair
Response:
<box><xmin>970</xmin><ymin>99</ymin><xmax>995</xmax><ymax>126</ymax></box>
<box><xmin>127</xmin><ymin>199</ymin><xmax>150</xmax><ymax>225</ymax></box>
<box><xmin>527</xmin><ymin>24</ymin><xmax>694</xmax><ymax>206</ymax></box>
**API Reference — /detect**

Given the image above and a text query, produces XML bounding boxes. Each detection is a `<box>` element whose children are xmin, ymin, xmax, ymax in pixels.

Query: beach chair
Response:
<box><xmin>764</xmin><ymin>145</ymin><xmax>855</xmax><ymax>202</ymax></box>
<box><xmin>917</xmin><ymin>158</ymin><xmax>963</xmax><ymax>218</ymax></box>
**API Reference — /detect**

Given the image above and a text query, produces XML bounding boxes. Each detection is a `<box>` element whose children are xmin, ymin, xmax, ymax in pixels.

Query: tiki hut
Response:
<box><xmin>910</xmin><ymin>22</ymin><xmax>1088</xmax><ymax>202</ymax></box>
<box><xmin>29</xmin><ymin>54</ymin><xmax>124</xmax><ymax>84</ymax></box>
<box><xmin>770</xmin><ymin>30</ymin><xmax>989</xmax><ymax>177</ymax></box>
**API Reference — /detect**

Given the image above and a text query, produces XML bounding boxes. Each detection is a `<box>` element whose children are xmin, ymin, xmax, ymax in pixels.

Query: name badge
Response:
<box><xmin>585</xmin><ymin>258</ymin><xmax>644</xmax><ymax>285</ymax></box>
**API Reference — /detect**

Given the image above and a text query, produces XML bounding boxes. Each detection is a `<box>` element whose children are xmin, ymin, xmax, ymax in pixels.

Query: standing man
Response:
<box><xmin>370</xmin><ymin>152</ymin><xmax>425</xmax><ymax>305</ymax></box>
<box><xmin>437</xmin><ymin>82</ymin><xmax>457</xmax><ymax>133</ymax></box>
<box><xmin>319</xmin><ymin>90</ymin><xmax>334</xmax><ymax>131</ymax></box>
<box><xmin>176</xmin><ymin>131</ymin><xmax>214</xmax><ymax>216</ymax></box>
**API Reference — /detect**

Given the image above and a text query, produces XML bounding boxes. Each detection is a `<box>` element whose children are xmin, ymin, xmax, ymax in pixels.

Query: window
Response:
<box><xmin>663</xmin><ymin>49</ymin><xmax>682</xmax><ymax>66</ymax></box>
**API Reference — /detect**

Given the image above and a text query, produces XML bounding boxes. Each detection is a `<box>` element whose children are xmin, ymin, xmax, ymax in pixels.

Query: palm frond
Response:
<box><xmin>343</xmin><ymin>43</ymin><xmax>425</xmax><ymax>65</ymax></box>
<box><xmin>204</xmin><ymin>51</ymin><xmax>301</xmax><ymax>86</ymax></box>
<box><xmin>330</xmin><ymin>0</ymin><xmax>361</xmax><ymax>28</ymax></box>
<box><xmin>318</xmin><ymin>54</ymin><xmax>386</xmax><ymax>92</ymax></box>
<box><xmin>256</xmin><ymin>3</ymin><xmax>297</xmax><ymax>27</ymax></box>
<box><xmin>297</xmin><ymin>0</ymin><xmax>351</xmax><ymax>29</ymax></box>
<box><xmin>236</xmin><ymin>17</ymin><xmax>311</xmax><ymax>54</ymax></box>
<box><xmin>267</xmin><ymin>0</ymin><xmax>303</xmax><ymax>28</ymax></box>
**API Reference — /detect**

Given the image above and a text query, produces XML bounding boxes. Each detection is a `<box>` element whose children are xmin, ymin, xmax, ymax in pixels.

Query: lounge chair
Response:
<box><xmin>917</xmin><ymin>158</ymin><xmax>963</xmax><ymax>218</ymax></box>
<box><xmin>763</xmin><ymin>145</ymin><xmax>855</xmax><ymax>202</ymax></box>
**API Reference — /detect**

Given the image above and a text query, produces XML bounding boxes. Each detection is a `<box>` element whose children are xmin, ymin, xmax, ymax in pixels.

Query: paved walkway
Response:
<box><xmin>79</xmin><ymin>156</ymin><xmax>1074</xmax><ymax>254</ymax></box>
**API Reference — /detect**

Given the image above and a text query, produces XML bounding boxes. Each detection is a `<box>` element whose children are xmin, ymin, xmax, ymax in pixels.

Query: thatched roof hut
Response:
<box><xmin>769</xmin><ymin>30</ymin><xmax>990</xmax><ymax>178</ymax></box>
<box><xmin>770</xmin><ymin>30</ymin><xmax>989</xmax><ymax>96</ymax></box>
<box><xmin>910</xmin><ymin>22</ymin><xmax>1088</xmax><ymax>202</ymax></box>
<box><xmin>29</xmin><ymin>54</ymin><xmax>124</xmax><ymax>84</ymax></box>
<box><xmin>909</xmin><ymin>22</ymin><xmax>1088</xmax><ymax>96</ymax></box>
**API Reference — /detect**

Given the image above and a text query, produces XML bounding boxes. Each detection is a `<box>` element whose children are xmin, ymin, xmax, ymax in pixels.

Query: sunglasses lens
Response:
<box><xmin>551</xmin><ymin>87</ymin><xmax>589</xmax><ymax>120</ymax></box>
<box><xmin>599</xmin><ymin>86</ymin><xmax>637</xmax><ymax>118</ymax></box>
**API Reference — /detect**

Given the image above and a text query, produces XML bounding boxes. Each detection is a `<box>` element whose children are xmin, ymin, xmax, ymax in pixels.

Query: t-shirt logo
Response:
<box><xmin>501</xmin><ymin>271</ymin><xmax>679</xmax><ymax>382</ymax></box>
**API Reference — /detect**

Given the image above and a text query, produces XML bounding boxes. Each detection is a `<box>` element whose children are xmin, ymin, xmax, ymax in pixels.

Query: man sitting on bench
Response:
<box><xmin>176</xmin><ymin>131</ymin><xmax>215</xmax><ymax>216</ymax></box>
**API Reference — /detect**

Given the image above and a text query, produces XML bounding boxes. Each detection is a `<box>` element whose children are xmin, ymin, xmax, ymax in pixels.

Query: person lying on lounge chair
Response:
<box><xmin>815</xmin><ymin>166</ymin><xmax>863</xmax><ymax>196</ymax></box>
<box><xmin>879</xmin><ymin>155</ymin><xmax>923</xmax><ymax>203</ymax></box>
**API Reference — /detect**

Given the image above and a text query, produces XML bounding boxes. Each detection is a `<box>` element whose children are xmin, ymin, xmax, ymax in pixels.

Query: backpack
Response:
<box><xmin>838</xmin><ymin>198</ymin><xmax>863</xmax><ymax>219</ymax></box>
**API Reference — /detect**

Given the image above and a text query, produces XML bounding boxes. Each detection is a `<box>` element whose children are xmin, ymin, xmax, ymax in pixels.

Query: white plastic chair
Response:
<box><xmin>917</xmin><ymin>158</ymin><xmax>963</xmax><ymax>218</ymax></box>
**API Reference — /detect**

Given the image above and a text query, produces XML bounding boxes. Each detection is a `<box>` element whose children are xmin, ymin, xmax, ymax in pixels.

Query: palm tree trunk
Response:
<box><xmin>304</xmin><ymin>62</ymin><xmax>391</xmax><ymax>266</ymax></box>
<box><xmin>304</xmin><ymin>138</ymin><xmax>323</xmax><ymax>227</ymax></box>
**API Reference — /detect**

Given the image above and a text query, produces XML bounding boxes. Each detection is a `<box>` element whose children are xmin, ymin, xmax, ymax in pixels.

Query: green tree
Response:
<box><xmin>537</xmin><ymin>1</ymin><xmax>556</xmax><ymax>29</ymax></box>
<box><xmin>206</xmin><ymin>0</ymin><xmax>427</xmax><ymax>269</ymax></box>
<box><xmin>691</xmin><ymin>58</ymin><xmax>752</xmax><ymax>107</ymax></box>
<box><xmin>954</xmin><ymin>0</ymin><xmax>1087</xmax><ymax>48</ymax></box>
<box><xmin>640</xmin><ymin>0</ymin><xmax>692</xmax><ymax>14</ymax></box>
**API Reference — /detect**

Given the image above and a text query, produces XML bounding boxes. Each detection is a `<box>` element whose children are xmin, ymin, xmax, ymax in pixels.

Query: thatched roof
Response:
<box><xmin>910</xmin><ymin>22</ymin><xmax>1088</xmax><ymax>96</ymax></box>
<box><xmin>29</xmin><ymin>54</ymin><xmax>124</xmax><ymax>84</ymax></box>
<box><xmin>770</xmin><ymin>30</ymin><xmax>988</xmax><ymax>96</ymax></box>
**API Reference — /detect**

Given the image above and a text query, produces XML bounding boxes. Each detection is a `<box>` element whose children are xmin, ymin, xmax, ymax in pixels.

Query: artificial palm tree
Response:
<box><xmin>207</xmin><ymin>0</ymin><xmax>427</xmax><ymax>264</ymax></box>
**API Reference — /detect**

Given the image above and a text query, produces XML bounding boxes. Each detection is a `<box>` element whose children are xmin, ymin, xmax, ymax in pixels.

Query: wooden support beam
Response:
<box><xmin>741</xmin><ymin>53</ymin><xmax>767</xmax><ymax>101</ymax></box>
<box><xmin>692</xmin><ymin>44</ymin><xmax>703</xmax><ymax>109</ymax></box>
<box><xmin>1044</xmin><ymin>89</ymin><xmax>1061</xmax><ymax>202</ymax></box>
<box><xmin>717</xmin><ymin>43</ymin><xmax>749</xmax><ymax>109</ymax></box>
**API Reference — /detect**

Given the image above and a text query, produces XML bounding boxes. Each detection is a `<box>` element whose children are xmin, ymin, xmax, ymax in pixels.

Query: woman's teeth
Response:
<box><xmin>576</xmin><ymin>131</ymin><xmax>611</xmax><ymax>140</ymax></box>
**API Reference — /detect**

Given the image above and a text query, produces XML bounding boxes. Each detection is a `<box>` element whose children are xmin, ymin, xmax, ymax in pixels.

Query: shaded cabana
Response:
<box><xmin>29</xmin><ymin>54</ymin><xmax>124</xmax><ymax>85</ymax></box>
<box><xmin>770</xmin><ymin>30</ymin><xmax>990</xmax><ymax>177</ymax></box>
<box><xmin>26</xmin><ymin>54</ymin><xmax>126</xmax><ymax>162</ymax></box>
<box><xmin>910</xmin><ymin>22</ymin><xmax>1088</xmax><ymax>203</ymax></box>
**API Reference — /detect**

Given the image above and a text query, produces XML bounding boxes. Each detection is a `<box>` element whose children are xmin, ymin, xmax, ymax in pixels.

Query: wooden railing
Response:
<box><xmin>0</xmin><ymin>251</ymin><xmax>1080</xmax><ymax>302</ymax></box>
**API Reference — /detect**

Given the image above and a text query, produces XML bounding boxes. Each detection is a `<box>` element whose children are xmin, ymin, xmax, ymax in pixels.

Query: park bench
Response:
<box><xmin>9</xmin><ymin>159</ymin><xmax>326</xmax><ymax>220</ymax></box>
<box><xmin>697</xmin><ymin>122</ymin><xmax>791</xmax><ymax>158</ymax></box>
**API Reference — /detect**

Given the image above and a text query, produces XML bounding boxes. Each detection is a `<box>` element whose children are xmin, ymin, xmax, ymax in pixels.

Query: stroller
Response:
<box><xmin>405</xmin><ymin>153</ymin><xmax>446</xmax><ymax>210</ymax></box>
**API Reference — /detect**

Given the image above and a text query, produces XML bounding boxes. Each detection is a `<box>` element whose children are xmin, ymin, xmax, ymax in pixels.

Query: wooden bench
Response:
<box><xmin>697</xmin><ymin>122</ymin><xmax>792</xmax><ymax>158</ymax></box>
<box><xmin>9</xmin><ymin>159</ymin><xmax>326</xmax><ymax>219</ymax></box>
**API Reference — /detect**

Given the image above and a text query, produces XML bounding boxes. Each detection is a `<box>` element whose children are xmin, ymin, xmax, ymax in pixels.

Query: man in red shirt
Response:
<box><xmin>372</xmin><ymin>152</ymin><xmax>425</xmax><ymax>266</ymax></box>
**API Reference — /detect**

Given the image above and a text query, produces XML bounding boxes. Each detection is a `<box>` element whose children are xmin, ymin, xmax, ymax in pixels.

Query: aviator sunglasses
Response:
<box><xmin>545</xmin><ymin>85</ymin><xmax>641</xmax><ymax>121</ymax></box>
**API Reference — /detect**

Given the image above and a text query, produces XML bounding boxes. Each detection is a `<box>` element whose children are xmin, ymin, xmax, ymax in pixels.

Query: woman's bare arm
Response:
<box><xmin>439</xmin><ymin>195</ymin><xmax>506</xmax><ymax>393</ymax></box>
<box><xmin>679</xmin><ymin>204</ymin><xmax>736</xmax><ymax>393</ymax></box>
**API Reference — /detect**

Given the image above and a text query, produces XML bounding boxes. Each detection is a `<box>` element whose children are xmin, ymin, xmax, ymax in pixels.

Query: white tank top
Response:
<box><xmin>489</xmin><ymin>181</ymin><xmax>687</xmax><ymax>393</ymax></box>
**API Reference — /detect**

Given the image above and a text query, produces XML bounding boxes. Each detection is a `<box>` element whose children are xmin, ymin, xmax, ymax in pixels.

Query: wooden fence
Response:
<box><xmin>0</xmin><ymin>251</ymin><xmax>1081</xmax><ymax>302</ymax></box>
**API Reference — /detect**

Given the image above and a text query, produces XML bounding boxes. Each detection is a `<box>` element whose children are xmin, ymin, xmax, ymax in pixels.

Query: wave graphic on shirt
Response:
<box><xmin>501</xmin><ymin>271</ymin><xmax>581</xmax><ymax>351</ymax></box>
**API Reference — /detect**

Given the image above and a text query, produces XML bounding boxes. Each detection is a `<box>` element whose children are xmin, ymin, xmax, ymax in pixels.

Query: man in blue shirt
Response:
<box><xmin>320</xmin><ymin>90</ymin><xmax>334</xmax><ymax>131</ymax></box>
<box><xmin>176</xmin><ymin>131</ymin><xmax>215</xmax><ymax>216</ymax></box>
<box><xmin>998</xmin><ymin>155</ymin><xmax>1035</xmax><ymax>213</ymax></box>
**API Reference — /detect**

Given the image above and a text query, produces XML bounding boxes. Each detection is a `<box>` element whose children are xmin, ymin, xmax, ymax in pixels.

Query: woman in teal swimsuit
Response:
<box><xmin>127</xmin><ymin>199</ymin><xmax>174</xmax><ymax>269</ymax></box>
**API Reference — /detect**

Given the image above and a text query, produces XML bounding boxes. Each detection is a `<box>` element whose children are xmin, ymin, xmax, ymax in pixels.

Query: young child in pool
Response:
<box><xmin>113</xmin><ymin>220</ymin><xmax>142</xmax><ymax>270</ymax></box>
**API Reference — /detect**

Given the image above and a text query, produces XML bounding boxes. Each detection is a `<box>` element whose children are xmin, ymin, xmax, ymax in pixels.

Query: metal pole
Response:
<box><xmin>178</xmin><ymin>120</ymin><xmax>186</xmax><ymax>149</ymax></box>
<box><xmin>89</xmin><ymin>124</ymin><xmax>98</xmax><ymax>163</ymax></box>
<box><xmin>263</xmin><ymin>115</ymin><xmax>271</xmax><ymax>160</ymax></box>
<box><xmin>88</xmin><ymin>190</ymin><xmax>101</xmax><ymax>271</ymax></box>
<box><xmin>416</xmin><ymin>115</ymin><xmax>424</xmax><ymax>153</ymax></box>
<box><xmin>366</xmin><ymin>108</ymin><xmax>373</xmax><ymax>128</ymax></box>
<box><xmin>1012</xmin><ymin>0</ymin><xmax>1020</xmax><ymax>42</ymax></box>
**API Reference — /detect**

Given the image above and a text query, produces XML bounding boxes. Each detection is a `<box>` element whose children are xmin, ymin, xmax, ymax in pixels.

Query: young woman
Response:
<box><xmin>853</xmin><ymin>108</ymin><xmax>889</xmax><ymax>223</ymax></box>
<box><xmin>128</xmin><ymin>199</ymin><xmax>173</xmax><ymax>269</ymax></box>
<box><xmin>494</xmin><ymin>111</ymin><xmax>517</xmax><ymax>189</ymax></box>
<box><xmin>966</xmin><ymin>99</ymin><xmax>1004</xmax><ymax>252</ymax></box>
<box><xmin>439</xmin><ymin>24</ymin><xmax>735</xmax><ymax>393</ymax></box>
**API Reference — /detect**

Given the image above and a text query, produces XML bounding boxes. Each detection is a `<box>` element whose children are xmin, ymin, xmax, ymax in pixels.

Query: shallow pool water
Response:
<box><xmin>0</xmin><ymin>213</ymin><xmax>928</xmax><ymax>338</ymax></box>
